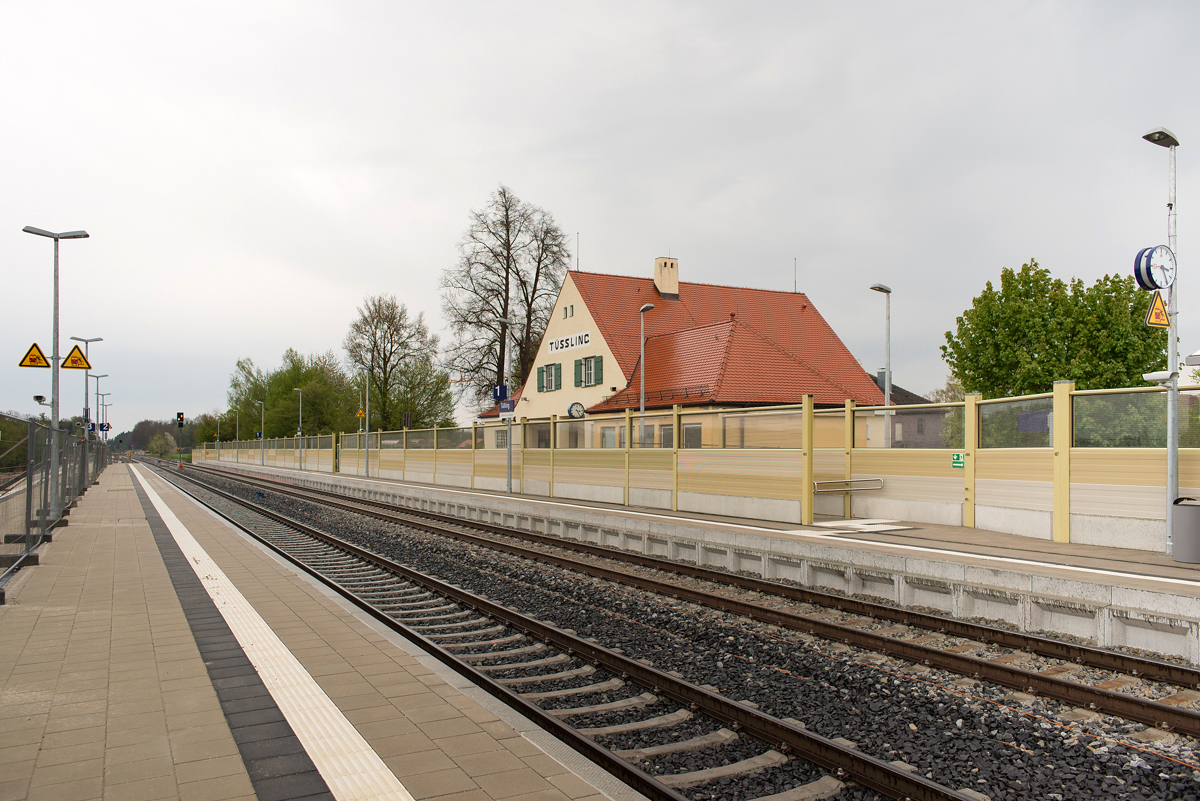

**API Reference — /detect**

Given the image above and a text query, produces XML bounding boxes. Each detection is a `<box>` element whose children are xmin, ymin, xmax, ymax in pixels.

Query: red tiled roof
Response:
<box><xmin>571</xmin><ymin>272</ymin><xmax>883</xmax><ymax>410</ymax></box>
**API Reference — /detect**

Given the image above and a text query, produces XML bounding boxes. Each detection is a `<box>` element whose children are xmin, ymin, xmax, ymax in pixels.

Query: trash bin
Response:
<box><xmin>1173</xmin><ymin>498</ymin><xmax>1200</xmax><ymax>564</ymax></box>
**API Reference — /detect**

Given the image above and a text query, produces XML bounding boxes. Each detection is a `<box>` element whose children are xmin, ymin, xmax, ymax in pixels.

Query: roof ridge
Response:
<box><xmin>571</xmin><ymin>270</ymin><xmax>813</xmax><ymax>299</ymax></box>
<box><xmin>644</xmin><ymin>317</ymin><xmax>735</xmax><ymax>341</ymax></box>
<box><xmin>708</xmin><ymin>320</ymin><xmax>739</xmax><ymax>398</ymax></box>
<box><xmin>731</xmin><ymin>317</ymin><xmax>867</xmax><ymax>401</ymax></box>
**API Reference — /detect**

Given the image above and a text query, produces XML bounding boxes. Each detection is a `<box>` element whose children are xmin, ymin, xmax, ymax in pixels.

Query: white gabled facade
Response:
<box><xmin>515</xmin><ymin>272</ymin><xmax>623</xmax><ymax>420</ymax></box>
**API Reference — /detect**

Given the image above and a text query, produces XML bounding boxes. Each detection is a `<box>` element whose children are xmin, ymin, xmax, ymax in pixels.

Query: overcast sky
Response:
<box><xmin>3</xmin><ymin>1</ymin><xmax>1197</xmax><ymax>434</ymax></box>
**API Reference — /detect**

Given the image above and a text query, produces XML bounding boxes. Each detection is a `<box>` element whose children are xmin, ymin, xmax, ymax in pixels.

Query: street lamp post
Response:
<box><xmin>234</xmin><ymin>409</ymin><xmax>240</xmax><ymax>463</ymax></box>
<box><xmin>294</xmin><ymin>388</ymin><xmax>303</xmax><ymax>470</ymax></box>
<box><xmin>70</xmin><ymin>336</ymin><xmax>102</xmax><ymax>442</ymax></box>
<box><xmin>638</xmin><ymin>303</ymin><xmax>655</xmax><ymax>448</ymax></box>
<box><xmin>92</xmin><ymin>376</ymin><xmax>108</xmax><ymax>441</ymax></box>
<box><xmin>870</xmin><ymin>284</ymin><xmax>893</xmax><ymax>448</ymax></box>
<box><xmin>23</xmin><ymin>226</ymin><xmax>89</xmax><ymax>518</ymax></box>
<box><xmin>1144</xmin><ymin>127</ymin><xmax>1181</xmax><ymax>555</ymax></box>
<box><xmin>255</xmin><ymin>400</ymin><xmax>265</xmax><ymax>465</ymax></box>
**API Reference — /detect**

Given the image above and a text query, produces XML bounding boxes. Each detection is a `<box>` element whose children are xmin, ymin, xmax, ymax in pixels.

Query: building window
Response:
<box><xmin>894</xmin><ymin>422</ymin><xmax>903</xmax><ymax>442</ymax></box>
<box><xmin>538</xmin><ymin>363</ymin><xmax>562</xmax><ymax>392</ymax></box>
<box><xmin>660</xmin><ymin>424</ymin><xmax>674</xmax><ymax>449</ymax></box>
<box><xmin>917</xmin><ymin>418</ymin><xmax>925</xmax><ymax>435</ymax></box>
<box><xmin>495</xmin><ymin>429</ymin><xmax>507</xmax><ymax>448</ymax></box>
<box><xmin>683</xmin><ymin>423</ymin><xmax>703</xmax><ymax>449</ymax></box>
<box><xmin>574</xmin><ymin>355</ymin><xmax>603</xmax><ymax>387</ymax></box>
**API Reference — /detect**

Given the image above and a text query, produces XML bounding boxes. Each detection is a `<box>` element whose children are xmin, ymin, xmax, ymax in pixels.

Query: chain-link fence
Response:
<box><xmin>1</xmin><ymin>412</ymin><xmax>110</xmax><ymax>593</ymax></box>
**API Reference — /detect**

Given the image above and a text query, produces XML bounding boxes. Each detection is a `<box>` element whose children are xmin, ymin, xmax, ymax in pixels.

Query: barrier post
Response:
<box><xmin>844</xmin><ymin>399</ymin><xmax>855</xmax><ymax>519</ymax></box>
<box><xmin>549</xmin><ymin>416</ymin><xmax>557</xmax><ymax>498</ymax></box>
<box><xmin>520</xmin><ymin>418</ymin><xmax>527</xmax><ymax>492</ymax></box>
<box><xmin>433</xmin><ymin>425</ymin><xmax>439</xmax><ymax>486</ymax></box>
<box><xmin>471</xmin><ymin>422</ymin><xmax>477</xmax><ymax>490</ymax></box>
<box><xmin>1053</xmin><ymin>380</ymin><xmax>1074</xmax><ymax>543</ymax></box>
<box><xmin>671</xmin><ymin>404</ymin><xmax>681</xmax><ymax>511</ymax></box>
<box><xmin>964</xmin><ymin>393</ymin><xmax>980</xmax><ymax>527</ymax></box>
<box><xmin>802</xmin><ymin>395</ymin><xmax>814</xmax><ymax>525</ymax></box>
<box><xmin>623</xmin><ymin>408</ymin><xmax>632</xmax><ymax>506</ymax></box>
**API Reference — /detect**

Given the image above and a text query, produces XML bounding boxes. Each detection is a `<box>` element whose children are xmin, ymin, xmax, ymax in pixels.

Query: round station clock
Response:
<box><xmin>567</xmin><ymin>402</ymin><xmax>586</xmax><ymax>419</ymax></box>
<box><xmin>1135</xmin><ymin>245</ymin><xmax>1177</xmax><ymax>291</ymax></box>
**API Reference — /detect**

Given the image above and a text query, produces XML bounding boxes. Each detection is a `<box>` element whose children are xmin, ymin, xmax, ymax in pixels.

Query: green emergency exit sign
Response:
<box><xmin>951</xmin><ymin>453</ymin><xmax>965</xmax><ymax>469</ymax></box>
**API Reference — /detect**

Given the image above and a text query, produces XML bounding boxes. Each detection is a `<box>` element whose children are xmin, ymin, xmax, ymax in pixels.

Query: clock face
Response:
<box><xmin>1149</xmin><ymin>245</ymin><xmax>1176</xmax><ymax>289</ymax></box>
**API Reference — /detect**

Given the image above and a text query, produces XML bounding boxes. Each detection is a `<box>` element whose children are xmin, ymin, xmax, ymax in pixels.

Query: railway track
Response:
<box><xmin>179</xmin><ymin>461</ymin><xmax>1200</xmax><ymax>739</ymax></box>
<box><xmin>144</xmin><ymin>460</ymin><xmax>981</xmax><ymax>801</ymax></box>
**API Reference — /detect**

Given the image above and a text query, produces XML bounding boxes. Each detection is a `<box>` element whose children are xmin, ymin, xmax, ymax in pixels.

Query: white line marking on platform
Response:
<box><xmin>132</xmin><ymin>466</ymin><xmax>414</xmax><ymax>801</ymax></box>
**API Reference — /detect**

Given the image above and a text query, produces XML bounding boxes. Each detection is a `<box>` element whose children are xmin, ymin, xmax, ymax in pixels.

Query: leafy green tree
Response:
<box><xmin>942</xmin><ymin>259</ymin><xmax>1166</xmax><ymax>398</ymax></box>
<box><xmin>395</xmin><ymin>354</ymin><xmax>457</xmax><ymax>429</ymax></box>
<box><xmin>343</xmin><ymin>295</ymin><xmax>435</xmax><ymax>431</ymax></box>
<box><xmin>146</xmin><ymin>431</ymin><xmax>177</xmax><ymax>457</ymax></box>
<box><xmin>227</xmin><ymin>349</ymin><xmax>358</xmax><ymax>438</ymax></box>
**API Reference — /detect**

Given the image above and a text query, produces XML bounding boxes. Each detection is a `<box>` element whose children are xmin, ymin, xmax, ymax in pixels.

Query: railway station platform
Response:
<box><xmin>0</xmin><ymin>464</ymin><xmax>634</xmax><ymax>801</ymax></box>
<box><xmin>192</xmin><ymin>460</ymin><xmax>1200</xmax><ymax>665</ymax></box>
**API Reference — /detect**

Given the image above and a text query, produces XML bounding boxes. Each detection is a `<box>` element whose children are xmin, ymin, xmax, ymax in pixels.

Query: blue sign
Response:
<box><xmin>493</xmin><ymin>384</ymin><xmax>508</xmax><ymax>401</ymax></box>
<box><xmin>499</xmin><ymin>400</ymin><xmax>516</xmax><ymax>413</ymax></box>
<box><xmin>88</xmin><ymin>423</ymin><xmax>96</xmax><ymax>432</ymax></box>
<box><xmin>256</xmin><ymin>432</ymin><xmax>262</xmax><ymax>439</ymax></box>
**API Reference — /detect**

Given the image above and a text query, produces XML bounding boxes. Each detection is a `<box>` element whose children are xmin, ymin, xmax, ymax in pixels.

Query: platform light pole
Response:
<box><xmin>870</xmin><ymin>284</ymin><xmax>892</xmax><ymax>447</ymax></box>
<box><xmin>24</xmin><ymin>226</ymin><xmax>89</xmax><ymax>518</ymax></box>
<box><xmin>638</xmin><ymin>303</ymin><xmax>655</xmax><ymax>448</ymax></box>
<box><xmin>294</xmin><ymin>388</ymin><xmax>303</xmax><ymax>470</ymax></box>
<box><xmin>234</xmin><ymin>408</ymin><xmax>240</xmax><ymax>463</ymax></box>
<box><xmin>1144</xmin><ymin>127</ymin><xmax>1181</xmax><ymax>555</ymax></box>
<box><xmin>70</xmin><ymin>336</ymin><xmax>102</xmax><ymax>441</ymax></box>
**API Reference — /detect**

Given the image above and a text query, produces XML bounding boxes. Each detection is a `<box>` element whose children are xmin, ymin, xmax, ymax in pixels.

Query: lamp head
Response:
<box><xmin>1143</xmin><ymin>127</ymin><xmax>1180</xmax><ymax>148</ymax></box>
<box><xmin>22</xmin><ymin>226</ymin><xmax>89</xmax><ymax>239</ymax></box>
<box><xmin>293</xmin><ymin>387</ymin><xmax>301</xmax><ymax>392</ymax></box>
<box><xmin>71</xmin><ymin>336</ymin><xmax>103</xmax><ymax>344</ymax></box>
<box><xmin>639</xmin><ymin>303</ymin><xmax>655</xmax><ymax>313</ymax></box>
<box><xmin>33</xmin><ymin>395</ymin><xmax>46</xmax><ymax>405</ymax></box>
<box><xmin>870</xmin><ymin>283</ymin><xmax>892</xmax><ymax>294</ymax></box>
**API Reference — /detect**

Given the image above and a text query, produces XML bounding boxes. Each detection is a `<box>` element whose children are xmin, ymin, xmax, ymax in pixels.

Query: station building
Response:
<box><xmin>485</xmin><ymin>258</ymin><xmax>885</xmax><ymax>441</ymax></box>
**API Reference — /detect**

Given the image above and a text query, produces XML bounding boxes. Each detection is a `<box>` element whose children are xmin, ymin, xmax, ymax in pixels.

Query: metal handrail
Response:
<box><xmin>813</xmin><ymin>477</ymin><xmax>884</xmax><ymax>494</ymax></box>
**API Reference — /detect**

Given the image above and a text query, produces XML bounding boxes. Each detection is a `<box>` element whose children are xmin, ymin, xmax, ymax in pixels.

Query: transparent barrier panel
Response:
<box><xmin>525</xmin><ymin>422</ymin><xmax>551</xmax><ymax>449</ymax></box>
<box><xmin>1074</xmin><ymin>389</ymin><xmax>1200</xmax><ymax>447</ymax></box>
<box><xmin>479</xmin><ymin>425</ymin><xmax>513</xmax><ymax>449</ymax></box>
<box><xmin>437</xmin><ymin>427</ymin><xmax>473</xmax><ymax>450</ymax></box>
<box><xmin>407</xmin><ymin>429</ymin><xmax>434</xmax><ymax>449</ymax></box>
<box><xmin>979</xmin><ymin>396</ymin><xmax>1053</xmax><ymax>448</ymax></box>
<box><xmin>721</xmin><ymin>410</ymin><xmax>802</xmax><ymax>449</ymax></box>
<box><xmin>378</xmin><ymin>432</ymin><xmax>402</xmax><ymax>449</ymax></box>
<box><xmin>632</xmin><ymin>414</ymin><xmax>674</xmax><ymax>448</ymax></box>
<box><xmin>854</xmin><ymin>405</ymin><xmax>967</xmax><ymax>449</ymax></box>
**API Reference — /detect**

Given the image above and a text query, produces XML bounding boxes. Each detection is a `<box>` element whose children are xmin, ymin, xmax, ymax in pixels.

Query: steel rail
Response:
<box><xmin>147</xmin><ymin>464</ymin><xmax>688</xmax><ymax>801</ymax></box>
<box><xmin>155</xmin><ymin>463</ymin><xmax>975</xmax><ymax>801</ymax></box>
<box><xmin>187</xmin><ymin>462</ymin><xmax>1200</xmax><ymax>689</ymax></box>
<box><xmin>181</xmin><ymin>462</ymin><xmax>1200</xmax><ymax>736</ymax></box>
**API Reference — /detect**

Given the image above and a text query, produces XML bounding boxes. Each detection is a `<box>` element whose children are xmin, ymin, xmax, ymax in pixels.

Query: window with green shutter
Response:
<box><xmin>574</xmin><ymin>359</ymin><xmax>583</xmax><ymax>387</ymax></box>
<box><xmin>594</xmin><ymin>355</ymin><xmax>603</xmax><ymax>385</ymax></box>
<box><xmin>537</xmin><ymin>366</ymin><xmax>545</xmax><ymax>392</ymax></box>
<box><xmin>554</xmin><ymin>363</ymin><xmax>563</xmax><ymax>391</ymax></box>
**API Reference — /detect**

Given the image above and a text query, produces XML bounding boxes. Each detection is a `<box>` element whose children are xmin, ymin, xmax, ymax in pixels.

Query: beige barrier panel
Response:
<box><xmin>552</xmin><ymin>448</ymin><xmax>625</xmax><ymax>504</ymax></box>
<box><xmin>435</xmin><ymin>449</ymin><xmax>473</xmax><ymax>488</ymax></box>
<box><xmin>677</xmin><ymin>449</ymin><xmax>804</xmax><ymax>523</ymax></box>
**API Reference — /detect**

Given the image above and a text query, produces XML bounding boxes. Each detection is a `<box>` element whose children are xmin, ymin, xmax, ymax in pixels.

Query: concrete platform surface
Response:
<box><xmin>0</xmin><ymin>465</ymin><xmax>628</xmax><ymax>801</ymax></box>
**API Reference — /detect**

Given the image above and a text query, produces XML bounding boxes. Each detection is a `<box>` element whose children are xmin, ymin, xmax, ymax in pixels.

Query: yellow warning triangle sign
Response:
<box><xmin>356</xmin><ymin>409</ymin><xmax>366</xmax><ymax>418</ymax></box>
<box><xmin>1145</xmin><ymin>290</ymin><xmax>1170</xmax><ymax>329</ymax></box>
<box><xmin>19</xmin><ymin>342</ymin><xmax>50</xmax><ymax>368</ymax></box>
<box><xmin>62</xmin><ymin>344</ymin><xmax>92</xmax><ymax>370</ymax></box>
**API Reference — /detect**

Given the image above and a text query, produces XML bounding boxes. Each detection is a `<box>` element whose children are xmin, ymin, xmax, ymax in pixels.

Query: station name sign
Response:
<box><xmin>548</xmin><ymin>330</ymin><xmax>591</xmax><ymax>354</ymax></box>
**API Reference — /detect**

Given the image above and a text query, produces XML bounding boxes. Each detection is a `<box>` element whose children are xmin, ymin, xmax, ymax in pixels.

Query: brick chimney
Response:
<box><xmin>654</xmin><ymin>257</ymin><xmax>679</xmax><ymax>299</ymax></box>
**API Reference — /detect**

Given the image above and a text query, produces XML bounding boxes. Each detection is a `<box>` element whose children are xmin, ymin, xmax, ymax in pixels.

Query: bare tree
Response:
<box><xmin>442</xmin><ymin>185</ymin><xmax>569</xmax><ymax>409</ymax></box>
<box><xmin>343</xmin><ymin>295</ymin><xmax>435</xmax><ymax>430</ymax></box>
